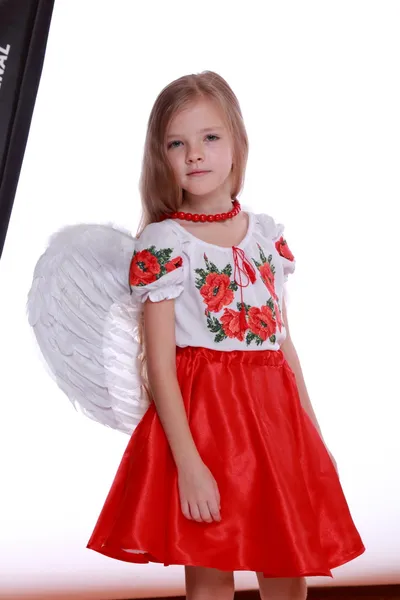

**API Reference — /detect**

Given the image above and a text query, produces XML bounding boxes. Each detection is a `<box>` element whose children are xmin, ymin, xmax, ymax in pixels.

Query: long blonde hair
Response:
<box><xmin>136</xmin><ymin>70</ymin><xmax>249</xmax><ymax>399</ymax></box>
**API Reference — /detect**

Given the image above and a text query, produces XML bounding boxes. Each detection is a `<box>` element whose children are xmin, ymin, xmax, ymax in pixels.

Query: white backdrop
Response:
<box><xmin>0</xmin><ymin>1</ymin><xmax>399</xmax><ymax>599</ymax></box>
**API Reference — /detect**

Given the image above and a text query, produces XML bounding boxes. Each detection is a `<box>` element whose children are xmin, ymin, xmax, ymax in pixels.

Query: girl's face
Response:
<box><xmin>165</xmin><ymin>98</ymin><xmax>234</xmax><ymax>202</ymax></box>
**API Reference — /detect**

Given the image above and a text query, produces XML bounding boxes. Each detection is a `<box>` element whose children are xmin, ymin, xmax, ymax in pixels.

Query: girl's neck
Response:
<box><xmin>181</xmin><ymin>195</ymin><xmax>234</xmax><ymax>216</ymax></box>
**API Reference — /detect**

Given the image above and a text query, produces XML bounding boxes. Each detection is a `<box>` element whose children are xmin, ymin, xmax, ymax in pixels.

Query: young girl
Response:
<box><xmin>86</xmin><ymin>71</ymin><xmax>365</xmax><ymax>600</ymax></box>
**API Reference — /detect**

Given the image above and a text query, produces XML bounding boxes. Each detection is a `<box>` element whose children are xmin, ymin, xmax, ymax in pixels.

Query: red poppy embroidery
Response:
<box><xmin>258</xmin><ymin>262</ymin><xmax>278</xmax><ymax>300</ymax></box>
<box><xmin>248</xmin><ymin>305</ymin><xmax>277</xmax><ymax>341</ymax></box>
<box><xmin>195</xmin><ymin>254</ymin><xmax>237</xmax><ymax>314</ymax></box>
<box><xmin>129</xmin><ymin>246</ymin><xmax>183</xmax><ymax>289</ymax></box>
<box><xmin>275</xmin><ymin>236</ymin><xmax>294</xmax><ymax>261</ymax></box>
<box><xmin>166</xmin><ymin>256</ymin><xmax>183</xmax><ymax>272</ymax></box>
<box><xmin>220</xmin><ymin>308</ymin><xmax>247</xmax><ymax>342</ymax></box>
<box><xmin>195</xmin><ymin>253</ymin><xmax>281</xmax><ymax>346</ymax></box>
<box><xmin>129</xmin><ymin>249</ymin><xmax>161</xmax><ymax>286</ymax></box>
<box><xmin>200</xmin><ymin>272</ymin><xmax>234</xmax><ymax>313</ymax></box>
<box><xmin>252</xmin><ymin>244</ymin><xmax>278</xmax><ymax>301</ymax></box>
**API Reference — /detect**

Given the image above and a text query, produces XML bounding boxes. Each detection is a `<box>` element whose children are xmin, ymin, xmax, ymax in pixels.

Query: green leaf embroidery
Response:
<box><xmin>195</xmin><ymin>268</ymin><xmax>208</xmax><ymax>278</ymax></box>
<box><xmin>229</xmin><ymin>281</ymin><xmax>239</xmax><ymax>292</ymax></box>
<box><xmin>194</xmin><ymin>267</ymin><xmax>208</xmax><ymax>290</ymax></box>
<box><xmin>266</xmin><ymin>298</ymin><xmax>275</xmax><ymax>310</ymax></box>
<box><xmin>222</xmin><ymin>264</ymin><xmax>233</xmax><ymax>277</ymax></box>
<box><xmin>267</xmin><ymin>255</ymin><xmax>276</xmax><ymax>275</ymax></box>
<box><xmin>259</xmin><ymin>246</ymin><xmax>267</xmax><ymax>264</ymax></box>
<box><xmin>209</xmin><ymin>261</ymin><xmax>219</xmax><ymax>273</ymax></box>
<box><xmin>215</xmin><ymin>330</ymin><xmax>228</xmax><ymax>343</ymax></box>
<box><xmin>237</xmin><ymin>302</ymin><xmax>251</xmax><ymax>314</ymax></box>
<box><xmin>269</xmin><ymin>334</ymin><xmax>276</xmax><ymax>344</ymax></box>
<box><xmin>246</xmin><ymin>331</ymin><xmax>257</xmax><ymax>346</ymax></box>
<box><xmin>205</xmin><ymin>312</ymin><xmax>228</xmax><ymax>343</ymax></box>
<box><xmin>207</xmin><ymin>313</ymin><xmax>222</xmax><ymax>333</ymax></box>
<box><xmin>155</xmin><ymin>247</ymin><xmax>173</xmax><ymax>266</ymax></box>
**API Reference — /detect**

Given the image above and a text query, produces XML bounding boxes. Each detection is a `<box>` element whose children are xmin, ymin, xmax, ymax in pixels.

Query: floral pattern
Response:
<box><xmin>130</xmin><ymin>236</ymin><xmax>295</xmax><ymax>347</ymax></box>
<box><xmin>220</xmin><ymin>308</ymin><xmax>247</xmax><ymax>342</ymax></box>
<box><xmin>275</xmin><ymin>236</ymin><xmax>294</xmax><ymax>261</ymax></box>
<box><xmin>252</xmin><ymin>243</ymin><xmax>278</xmax><ymax>301</ymax></box>
<box><xmin>129</xmin><ymin>246</ymin><xmax>182</xmax><ymax>289</ymax></box>
<box><xmin>247</xmin><ymin>303</ymin><xmax>276</xmax><ymax>342</ymax></box>
<box><xmin>200</xmin><ymin>272</ymin><xmax>235</xmax><ymax>313</ymax></box>
<box><xmin>195</xmin><ymin>251</ymin><xmax>285</xmax><ymax>346</ymax></box>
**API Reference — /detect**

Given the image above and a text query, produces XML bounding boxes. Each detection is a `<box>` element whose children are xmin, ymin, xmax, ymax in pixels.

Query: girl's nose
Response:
<box><xmin>186</xmin><ymin>146</ymin><xmax>204</xmax><ymax>163</ymax></box>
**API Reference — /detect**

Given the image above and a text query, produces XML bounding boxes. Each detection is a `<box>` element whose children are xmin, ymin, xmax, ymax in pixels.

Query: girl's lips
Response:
<box><xmin>188</xmin><ymin>171</ymin><xmax>210</xmax><ymax>176</ymax></box>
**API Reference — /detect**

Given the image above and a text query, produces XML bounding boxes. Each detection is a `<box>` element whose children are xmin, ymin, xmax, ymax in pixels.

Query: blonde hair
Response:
<box><xmin>136</xmin><ymin>70</ymin><xmax>249</xmax><ymax>235</ymax></box>
<box><xmin>136</xmin><ymin>71</ymin><xmax>249</xmax><ymax>401</ymax></box>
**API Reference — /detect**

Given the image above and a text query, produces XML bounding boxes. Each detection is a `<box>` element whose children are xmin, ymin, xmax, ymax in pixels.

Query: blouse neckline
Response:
<box><xmin>166</xmin><ymin>211</ymin><xmax>255</xmax><ymax>252</ymax></box>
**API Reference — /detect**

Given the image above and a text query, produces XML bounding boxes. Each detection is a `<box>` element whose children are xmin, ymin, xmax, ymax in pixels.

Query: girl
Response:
<box><xmin>86</xmin><ymin>71</ymin><xmax>365</xmax><ymax>600</ymax></box>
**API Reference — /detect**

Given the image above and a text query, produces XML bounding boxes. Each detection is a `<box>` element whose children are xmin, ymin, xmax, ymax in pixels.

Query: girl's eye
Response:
<box><xmin>167</xmin><ymin>134</ymin><xmax>220</xmax><ymax>149</ymax></box>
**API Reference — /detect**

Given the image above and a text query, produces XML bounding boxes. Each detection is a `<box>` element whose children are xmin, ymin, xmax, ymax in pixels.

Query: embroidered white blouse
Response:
<box><xmin>129</xmin><ymin>212</ymin><xmax>295</xmax><ymax>351</ymax></box>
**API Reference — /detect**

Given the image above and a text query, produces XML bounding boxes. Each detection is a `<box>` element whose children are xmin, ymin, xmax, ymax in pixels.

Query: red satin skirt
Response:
<box><xmin>86</xmin><ymin>346</ymin><xmax>365</xmax><ymax>577</ymax></box>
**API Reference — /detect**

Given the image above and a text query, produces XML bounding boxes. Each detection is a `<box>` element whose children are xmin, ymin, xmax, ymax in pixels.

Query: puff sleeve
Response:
<box><xmin>255</xmin><ymin>213</ymin><xmax>296</xmax><ymax>283</ymax></box>
<box><xmin>129</xmin><ymin>221</ymin><xmax>185</xmax><ymax>303</ymax></box>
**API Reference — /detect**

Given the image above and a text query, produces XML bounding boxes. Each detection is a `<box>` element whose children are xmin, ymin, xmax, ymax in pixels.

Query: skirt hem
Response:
<box><xmin>86</xmin><ymin>540</ymin><xmax>365</xmax><ymax>579</ymax></box>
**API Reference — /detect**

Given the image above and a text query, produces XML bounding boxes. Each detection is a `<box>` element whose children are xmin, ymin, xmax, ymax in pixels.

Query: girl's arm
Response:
<box><xmin>143</xmin><ymin>298</ymin><xmax>202</xmax><ymax>470</ymax></box>
<box><xmin>280</xmin><ymin>296</ymin><xmax>325</xmax><ymax>443</ymax></box>
<box><xmin>144</xmin><ymin>297</ymin><xmax>222</xmax><ymax>522</ymax></box>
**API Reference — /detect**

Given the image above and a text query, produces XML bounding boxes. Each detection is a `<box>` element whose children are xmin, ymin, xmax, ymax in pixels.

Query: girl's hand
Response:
<box><xmin>177</xmin><ymin>459</ymin><xmax>221</xmax><ymax>523</ymax></box>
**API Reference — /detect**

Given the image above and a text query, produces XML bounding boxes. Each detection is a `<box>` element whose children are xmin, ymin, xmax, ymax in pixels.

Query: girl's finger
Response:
<box><xmin>189</xmin><ymin>503</ymin><xmax>202</xmax><ymax>523</ymax></box>
<box><xmin>181</xmin><ymin>500</ymin><xmax>192</xmax><ymax>520</ymax></box>
<box><xmin>208</xmin><ymin>499</ymin><xmax>221</xmax><ymax>521</ymax></box>
<box><xmin>198</xmin><ymin>500</ymin><xmax>213</xmax><ymax>523</ymax></box>
<box><xmin>213</xmin><ymin>481</ymin><xmax>221</xmax><ymax>507</ymax></box>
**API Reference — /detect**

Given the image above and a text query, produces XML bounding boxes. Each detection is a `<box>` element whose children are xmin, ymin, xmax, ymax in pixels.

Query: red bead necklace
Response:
<box><xmin>164</xmin><ymin>199</ymin><xmax>241</xmax><ymax>223</ymax></box>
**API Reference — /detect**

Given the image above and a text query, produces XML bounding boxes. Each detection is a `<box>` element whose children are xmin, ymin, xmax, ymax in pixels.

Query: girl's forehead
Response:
<box><xmin>168</xmin><ymin>99</ymin><xmax>225</xmax><ymax>131</ymax></box>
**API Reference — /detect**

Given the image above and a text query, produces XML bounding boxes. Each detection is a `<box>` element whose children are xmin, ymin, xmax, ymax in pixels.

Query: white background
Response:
<box><xmin>0</xmin><ymin>1</ymin><xmax>399</xmax><ymax>598</ymax></box>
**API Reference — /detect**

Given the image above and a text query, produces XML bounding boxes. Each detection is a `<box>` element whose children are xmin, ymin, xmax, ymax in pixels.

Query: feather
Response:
<box><xmin>26</xmin><ymin>223</ymin><xmax>150</xmax><ymax>435</ymax></box>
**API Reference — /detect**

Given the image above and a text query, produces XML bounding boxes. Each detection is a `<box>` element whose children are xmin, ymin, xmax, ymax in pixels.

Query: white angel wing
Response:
<box><xmin>26</xmin><ymin>222</ymin><xmax>150</xmax><ymax>435</ymax></box>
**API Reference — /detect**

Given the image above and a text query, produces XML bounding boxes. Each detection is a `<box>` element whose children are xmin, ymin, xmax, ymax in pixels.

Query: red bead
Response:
<box><xmin>164</xmin><ymin>200</ymin><xmax>241</xmax><ymax>223</ymax></box>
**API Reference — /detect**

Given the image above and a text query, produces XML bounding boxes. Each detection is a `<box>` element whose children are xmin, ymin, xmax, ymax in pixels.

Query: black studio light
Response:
<box><xmin>0</xmin><ymin>0</ymin><xmax>55</xmax><ymax>259</ymax></box>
